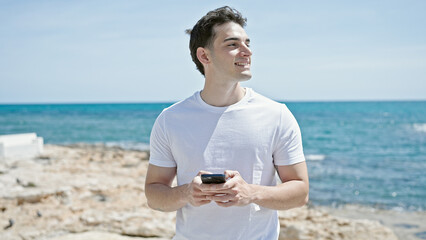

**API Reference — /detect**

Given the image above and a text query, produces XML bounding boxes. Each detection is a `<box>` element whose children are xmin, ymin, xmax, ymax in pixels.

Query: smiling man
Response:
<box><xmin>145</xmin><ymin>6</ymin><xmax>309</xmax><ymax>240</ymax></box>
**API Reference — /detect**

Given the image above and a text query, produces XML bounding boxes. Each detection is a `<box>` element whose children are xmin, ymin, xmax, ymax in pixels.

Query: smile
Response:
<box><xmin>235</xmin><ymin>62</ymin><xmax>249</xmax><ymax>66</ymax></box>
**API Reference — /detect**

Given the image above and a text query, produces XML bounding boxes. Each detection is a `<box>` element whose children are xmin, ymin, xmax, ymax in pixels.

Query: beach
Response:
<box><xmin>1</xmin><ymin>144</ymin><xmax>423</xmax><ymax>239</ymax></box>
<box><xmin>319</xmin><ymin>205</ymin><xmax>426</xmax><ymax>240</ymax></box>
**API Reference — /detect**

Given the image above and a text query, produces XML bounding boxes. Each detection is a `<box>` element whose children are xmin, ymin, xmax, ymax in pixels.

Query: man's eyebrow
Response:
<box><xmin>223</xmin><ymin>37</ymin><xmax>251</xmax><ymax>43</ymax></box>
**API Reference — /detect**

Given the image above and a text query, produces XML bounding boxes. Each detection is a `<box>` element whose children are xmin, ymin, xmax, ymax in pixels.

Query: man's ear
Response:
<box><xmin>196</xmin><ymin>47</ymin><xmax>210</xmax><ymax>64</ymax></box>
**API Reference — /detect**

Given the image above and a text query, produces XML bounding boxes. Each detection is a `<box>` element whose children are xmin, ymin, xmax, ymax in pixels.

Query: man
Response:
<box><xmin>145</xmin><ymin>6</ymin><xmax>309</xmax><ymax>239</ymax></box>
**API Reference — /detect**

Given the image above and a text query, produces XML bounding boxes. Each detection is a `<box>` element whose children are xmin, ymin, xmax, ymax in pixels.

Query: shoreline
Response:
<box><xmin>1</xmin><ymin>144</ymin><xmax>423</xmax><ymax>239</ymax></box>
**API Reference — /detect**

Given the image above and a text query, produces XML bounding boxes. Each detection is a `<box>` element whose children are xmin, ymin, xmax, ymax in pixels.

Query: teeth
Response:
<box><xmin>236</xmin><ymin>63</ymin><xmax>248</xmax><ymax>66</ymax></box>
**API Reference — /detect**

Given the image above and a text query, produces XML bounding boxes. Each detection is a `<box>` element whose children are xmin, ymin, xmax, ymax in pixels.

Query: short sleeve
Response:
<box><xmin>273</xmin><ymin>105</ymin><xmax>305</xmax><ymax>166</ymax></box>
<box><xmin>149</xmin><ymin>112</ymin><xmax>177</xmax><ymax>168</ymax></box>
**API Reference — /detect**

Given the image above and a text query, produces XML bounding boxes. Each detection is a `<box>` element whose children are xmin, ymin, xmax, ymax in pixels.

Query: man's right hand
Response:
<box><xmin>186</xmin><ymin>171</ymin><xmax>215</xmax><ymax>207</ymax></box>
<box><xmin>146</xmin><ymin>166</ymin><xmax>219</xmax><ymax>211</ymax></box>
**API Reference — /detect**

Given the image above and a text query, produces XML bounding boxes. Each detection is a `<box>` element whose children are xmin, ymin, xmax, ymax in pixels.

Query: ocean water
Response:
<box><xmin>1</xmin><ymin>101</ymin><xmax>425</xmax><ymax>211</ymax></box>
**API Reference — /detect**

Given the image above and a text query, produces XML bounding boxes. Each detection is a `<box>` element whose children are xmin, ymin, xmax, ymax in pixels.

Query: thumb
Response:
<box><xmin>197</xmin><ymin>170</ymin><xmax>213</xmax><ymax>176</ymax></box>
<box><xmin>224</xmin><ymin>170</ymin><xmax>240</xmax><ymax>179</ymax></box>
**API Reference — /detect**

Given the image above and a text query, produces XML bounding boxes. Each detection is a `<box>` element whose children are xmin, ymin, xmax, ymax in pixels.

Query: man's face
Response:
<box><xmin>207</xmin><ymin>21</ymin><xmax>252</xmax><ymax>83</ymax></box>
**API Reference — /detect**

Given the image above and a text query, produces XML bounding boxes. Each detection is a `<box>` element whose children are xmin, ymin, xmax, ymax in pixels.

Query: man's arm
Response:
<box><xmin>145</xmin><ymin>164</ymin><xmax>213</xmax><ymax>212</ymax></box>
<box><xmin>250</xmin><ymin>161</ymin><xmax>309</xmax><ymax>210</ymax></box>
<box><xmin>203</xmin><ymin>161</ymin><xmax>309</xmax><ymax>210</ymax></box>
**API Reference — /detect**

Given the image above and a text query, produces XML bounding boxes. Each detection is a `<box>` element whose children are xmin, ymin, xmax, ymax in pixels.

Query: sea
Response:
<box><xmin>1</xmin><ymin>101</ymin><xmax>425</xmax><ymax>212</ymax></box>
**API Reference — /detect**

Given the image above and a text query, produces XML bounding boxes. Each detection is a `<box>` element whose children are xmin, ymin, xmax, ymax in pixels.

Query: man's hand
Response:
<box><xmin>146</xmin><ymin>162</ymin><xmax>308</xmax><ymax>211</ymax></box>
<box><xmin>186</xmin><ymin>171</ymin><xmax>216</xmax><ymax>207</ymax></box>
<box><xmin>201</xmin><ymin>170</ymin><xmax>253</xmax><ymax>207</ymax></box>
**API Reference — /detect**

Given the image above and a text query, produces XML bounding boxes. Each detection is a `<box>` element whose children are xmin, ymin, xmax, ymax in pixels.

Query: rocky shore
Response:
<box><xmin>0</xmin><ymin>144</ymin><xmax>405</xmax><ymax>239</ymax></box>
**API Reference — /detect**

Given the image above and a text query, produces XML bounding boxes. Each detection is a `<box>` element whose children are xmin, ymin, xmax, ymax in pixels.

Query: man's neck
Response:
<box><xmin>200</xmin><ymin>81</ymin><xmax>246</xmax><ymax>107</ymax></box>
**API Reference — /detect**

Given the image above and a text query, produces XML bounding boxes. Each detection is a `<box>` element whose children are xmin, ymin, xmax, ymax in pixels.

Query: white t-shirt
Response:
<box><xmin>149</xmin><ymin>88</ymin><xmax>305</xmax><ymax>240</ymax></box>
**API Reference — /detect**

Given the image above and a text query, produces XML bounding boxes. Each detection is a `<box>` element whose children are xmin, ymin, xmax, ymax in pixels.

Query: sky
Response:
<box><xmin>1</xmin><ymin>0</ymin><xmax>425</xmax><ymax>103</ymax></box>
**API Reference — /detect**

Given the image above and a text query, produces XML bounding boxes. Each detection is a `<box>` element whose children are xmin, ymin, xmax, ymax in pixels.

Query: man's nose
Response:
<box><xmin>241</xmin><ymin>44</ymin><xmax>252</xmax><ymax>56</ymax></box>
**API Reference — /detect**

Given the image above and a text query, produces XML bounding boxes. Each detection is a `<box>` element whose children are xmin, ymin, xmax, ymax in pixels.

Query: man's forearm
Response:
<box><xmin>250</xmin><ymin>180</ymin><xmax>309</xmax><ymax>210</ymax></box>
<box><xmin>145</xmin><ymin>183</ymin><xmax>189</xmax><ymax>212</ymax></box>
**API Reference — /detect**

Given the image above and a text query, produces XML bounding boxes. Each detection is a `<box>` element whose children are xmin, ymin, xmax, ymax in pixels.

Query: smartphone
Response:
<box><xmin>201</xmin><ymin>174</ymin><xmax>226</xmax><ymax>184</ymax></box>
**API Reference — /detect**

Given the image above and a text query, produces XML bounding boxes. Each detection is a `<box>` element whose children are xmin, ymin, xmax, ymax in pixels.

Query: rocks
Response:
<box><xmin>3</xmin><ymin>219</ymin><xmax>14</xmax><ymax>230</ymax></box>
<box><xmin>13</xmin><ymin>188</ymin><xmax>71</xmax><ymax>205</ymax></box>
<box><xmin>51</xmin><ymin>231</ymin><xmax>170</xmax><ymax>240</ymax></box>
<box><xmin>0</xmin><ymin>144</ymin><xmax>397</xmax><ymax>240</ymax></box>
<box><xmin>278</xmin><ymin>206</ymin><xmax>398</xmax><ymax>240</ymax></box>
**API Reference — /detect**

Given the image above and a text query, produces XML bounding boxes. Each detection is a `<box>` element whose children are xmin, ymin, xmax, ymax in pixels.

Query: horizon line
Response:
<box><xmin>1</xmin><ymin>98</ymin><xmax>426</xmax><ymax>105</ymax></box>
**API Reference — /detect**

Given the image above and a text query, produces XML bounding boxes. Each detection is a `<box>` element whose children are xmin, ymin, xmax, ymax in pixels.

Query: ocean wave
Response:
<box><xmin>104</xmin><ymin>141</ymin><xmax>150</xmax><ymax>151</ymax></box>
<box><xmin>413</xmin><ymin>123</ymin><xmax>426</xmax><ymax>133</ymax></box>
<box><xmin>306</xmin><ymin>154</ymin><xmax>326</xmax><ymax>161</ymax></box>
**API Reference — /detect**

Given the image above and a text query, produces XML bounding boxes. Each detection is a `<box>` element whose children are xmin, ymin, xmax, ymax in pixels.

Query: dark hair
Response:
<box><xmin>186</xmin><ymin>6</ymin><xmax>247</xmax><ymax>76</ymax></box>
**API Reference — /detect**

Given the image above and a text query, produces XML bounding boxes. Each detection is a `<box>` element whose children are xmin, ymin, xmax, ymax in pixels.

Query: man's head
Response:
<box><xmin>187</xmin><ymin>6</ymin><xmax>247</xmax><ymax>76</ymax></box>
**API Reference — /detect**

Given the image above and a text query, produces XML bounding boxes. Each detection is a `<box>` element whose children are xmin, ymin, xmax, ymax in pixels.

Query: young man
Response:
<box><xmin>145</xmin><ymin>6</ymin><xmax>309</xmax><ymax>239</ymax></box>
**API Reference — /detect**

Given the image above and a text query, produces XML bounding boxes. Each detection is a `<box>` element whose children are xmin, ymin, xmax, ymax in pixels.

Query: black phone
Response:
<box><xmin>201</xmin><ymin>174</ymin><xmax>226</xmax><ymax>184</ymax></box>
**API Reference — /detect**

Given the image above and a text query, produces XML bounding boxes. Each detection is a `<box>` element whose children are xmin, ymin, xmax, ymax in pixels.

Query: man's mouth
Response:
<box><xmin>235</xmin><ymin>62</ymin><xmax>249</xmax><ymax>66</ymax></box>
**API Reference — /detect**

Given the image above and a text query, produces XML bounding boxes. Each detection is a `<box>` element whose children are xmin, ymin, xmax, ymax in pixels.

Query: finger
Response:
<box><xmin>193</xmin><ymin>194</ymin><xmax>212</xmax><ymax>203</ymax></box>
<box><xmin>193</xmin><ymin>200</ymin><xmax>211</xmax><ymax>207</ymax></box>
<box><xmin>215</xmin><ymin>200</ymin><xmax>236</xmax><ymax>208</ymax></box>
<box><xmin>194</xmin><ymin>188</ymin><xmax>221</xmax><ymax>199</ymax></box>
<box><xmin>199</xmin><ymin>182</ymin><xmax>228</xmax><ymax>192</ymax></box>
<box><xmin>197</xmin><ymin>170</ymin><xmax>213</xmax><ymax>176</ymax></box>
<box><xmin>193</xmin><ymin>176</ymin><xmax>210</xmax><ymax>187</ymax></box>
<box><xmin>207</xmin><ymin>193</ymin><xmax>234</xmax><ymax>202</ymax></box>
<box><xmin>224</xmin><ymin>170</ymin><xmax>240</xmax><ymax>179</ymax></box>
<box><xmin>193</xmin><ymin>189</ymin><xmax>217</xmax><ymax>197</ymax></box>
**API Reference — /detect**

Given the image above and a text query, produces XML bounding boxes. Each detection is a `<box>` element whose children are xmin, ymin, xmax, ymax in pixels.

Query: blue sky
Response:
<box><xmin>1</xmin><ymin>0</ymin><xmax>425</xmax><ymax>103</ymax></box>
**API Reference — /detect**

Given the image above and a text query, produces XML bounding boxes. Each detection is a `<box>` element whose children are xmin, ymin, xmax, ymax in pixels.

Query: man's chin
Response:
<box><xmin>239</xmin><ymin>72</ymin><xmax>252</xmax><ymax>82</ymax></box>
